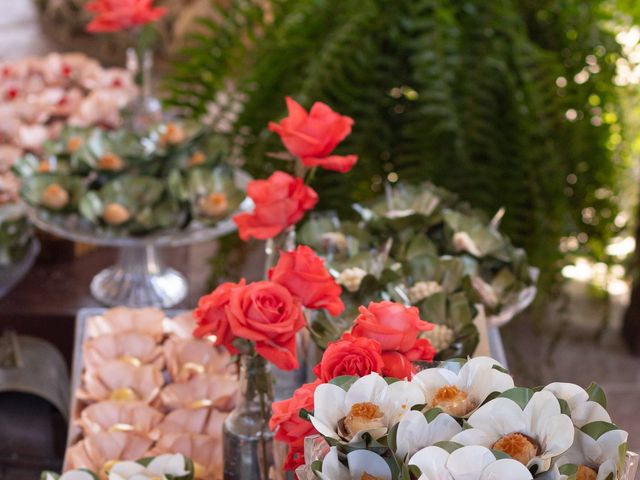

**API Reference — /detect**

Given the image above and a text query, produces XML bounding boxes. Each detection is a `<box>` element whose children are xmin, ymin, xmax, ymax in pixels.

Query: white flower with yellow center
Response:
<box><xmin>108</xmin><ymin>454</ymin><xmax>190</xmax><ymax>480</ymax></box>
<box><xmin>409</xmin><ymin>445</ymin><xmax>533</xmax><ymax>480</ymax></box>
<box><xmin>451</xmin><ymin>390</ymin><xmax>574</xmax><ymax>473</ymax></box>
<box><xmin>394</xmin><ymin>409</ymin><xmax>463</xmax><ymax>460</ymax></box>
<box><xmin>412</xmin><ymin>356</ymin><xmax>514</xmax><ymax>417</ymax></box>
<box><xmin>542</xmin><ymin>383</ymin><xmax>611</xmax><ymax>428</ymax></box>
<box><xmin>555</xmin><ymin>425</ymin><xmax>627</xmax><ymax>480</ymax></box>
<box><xmin>317</xmin><ymin>446</ymin><xmax>392</xmax><ymax>480</ymax></box>
<box><xmin>309</xmin><ymin>372</ymin><xmax>424</xmax><ymax>444</ymax></box>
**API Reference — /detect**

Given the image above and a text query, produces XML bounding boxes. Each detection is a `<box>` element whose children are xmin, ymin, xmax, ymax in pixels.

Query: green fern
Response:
<box><xmin>164</xmin><ymin>0</ymin><xmax>625</xmax><ymax>286</ymax></box>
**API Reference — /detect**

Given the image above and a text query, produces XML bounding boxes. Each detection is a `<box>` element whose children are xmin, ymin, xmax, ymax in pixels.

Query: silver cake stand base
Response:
<box><xmin>26</xmin><ymin>206</ymin><xmax>244</xmax><ymax>308</ymax></box>
<box><xmin>90</xmin><ymin>245</ymin><xmax>188</xmax><ymax>308</ymax></box>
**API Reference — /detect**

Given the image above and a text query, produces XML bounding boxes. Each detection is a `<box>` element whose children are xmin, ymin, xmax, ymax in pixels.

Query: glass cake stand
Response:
<box><xmin>26</xmin><ymin>206</ymin><xmax>244</xmax><ymax>308</ymax></box>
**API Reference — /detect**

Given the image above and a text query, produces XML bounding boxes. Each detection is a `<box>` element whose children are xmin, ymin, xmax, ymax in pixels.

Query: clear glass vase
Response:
<box><xmin>125</xmin><ymin>47</ymin><xmax>162</xmax><ymax>131</ymax></box>
<box><xmin>223</xmin><ymin>354</ymin><xmax>275</xmax><ymax>480</ymax></box>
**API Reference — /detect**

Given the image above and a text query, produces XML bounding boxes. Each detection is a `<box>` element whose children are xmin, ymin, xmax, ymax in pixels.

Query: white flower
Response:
<box><xmin>412</xmin><ymin>356</ymin><xmax>514</xmax><ymax>417</ymax></box>
<box><xmin>318</xmin><ymin>446</ymin><xmax>392</xmax><ymax>480</ymax></box>
<box><xmin>423</xmin><ymin>324</ymin><xmax>455</xmax><ymax>352</ymax></box>
<box><xmin>451</xmin><ymin>390</ymin><xmax>574</xmax><ymax>473</ymax></box>
<box><xmin>408</xmin><ymin>281</ymin><xmax>443</xmax><ymax>304</ymax></box>
<box><xmin>108</xmin><ymin>454</ymin><xmax>189</xmax><ymax>480</ymax></box>
<box><xmin>309</xmin><ymin>372</ymin><xmax>423</xmax><ymax>444</ymax></box>
<box><xmin>338</xmin><ymin>267</ymin><xmax>368</xmax><ymax>293</ymax></box>
<box><xmin>409</xmin><ymin>445</ymin><xmax>533</xmax><ymax>480</ymax></box>
<box><xmin>556</xmin><ymin>427</ymin><xmax>627</xmax><ymax>480</ymax></box>
<box><xmin>395</xmin><ymin>409</ymin><xmax>462</xmax><ymax>460</ymax></box>
<box><xmin>542</xmin><ymin>383</ymin><xmax>611</xmax><ymax>427</ymax></box>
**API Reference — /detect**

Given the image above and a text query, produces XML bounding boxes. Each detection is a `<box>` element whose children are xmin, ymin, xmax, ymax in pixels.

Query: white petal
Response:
<box><xmin>447</xmin><ymin>445</ymin><xmax>496</xmax><ymax>480</ymax></box>
<box><xmin>556</xmin><ymin>428</ymin><xmax>587</xmax><ymax>467</ymax></box>
<box><xmin>536</xmin><ymin>413</ymin><xmax>575</xmax><ymax>459</ymax></box>
<box><xmin>451</xmin><ymin>428</ymin><xmax>497</xmax><ymax>448</ymax></box>
<box><xmin>320</xmin><ymin>447</ymin><xmax>350</xmax><ymax>480</ymax></box>
<box><xmin>466</xmin><ymin>398</ymin><xmax>526</xmax><ymax>438</ymax></box>
<box><xmin>595</xmin><ymin>429</ymin><xmax>628</xmax><ymax>462</ymax></box>
<box><xmin>60</xmin><ymin>472</ymin><xmax>95</xmax><ymax>480</ymax></box>
<box><xmin>347</xmin><ymin>450</ymin><xmax>392</xmax><ymax>480</ymax></box>
<box><xmin>597</xmin><ymin>459</ymin><xmax>619</xmax><ymax>480</ymax></box>
<box><xmin>311</xmin><ymin>383</ymin><xmax>347</xmax><ymax>439</ymax></box>
<box><xmin>397</xmin><ymin>411</ymin><xmax>463</xmax><ymax>460</ymax></box>
<box><xmin>572</xmin><ymin>401</ymin><xmax>612</xmax><ymax>428</ymax></box>
<box><xmin>147</xmin><ymin>454</ymin><xmax>188</xmax><ymax>476</ymax></box>
<box><xmin>459</xmin><ymin>357</ymin><xmax>505</xmax><ymax>386</ymax></box>
<box><xmin>524</xmin><ymin>391</ymin><xmax>562</xmax><ymax>438</ymax></box>
<box><xmin>109</xmin><ymin>462</ymin><xmax>145</xmax><ymax>479</ymax></box>
<box><xmin>466</xmin><ymin>368</ymin><xmax>514</xmax><ymax>406</ymax></box>
<box><xmin>413</xmin><ymin>368</ymin><xmax>458</xmax><ymax>403</ymax></box>
<box><xmin>480</xmin><ymin>459</ymin><xmax>533</xmax><ymax>480</ymax></box>
<box><xmin>543</xmin><ymin>383</ymin><xmax>589</xmax><ymax>411</ymax></box>
<box><xmin>381</xmin><ymin>380</ymin><xmax>425</xmax><ymax>425</ymax></box>
<box><xmin>409</xmin><ymin>446</ymin><xmax>452</xmax><ymax>480</ymax></box>
<box><xmin>345</xmin><ymin>373</ymin><xmax>389</xmax><ymax>408</ymax></box>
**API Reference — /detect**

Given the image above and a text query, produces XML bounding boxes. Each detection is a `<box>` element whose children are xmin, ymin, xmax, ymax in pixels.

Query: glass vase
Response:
<box><xmin>223</xmin><ymin>354</ymin><xmax>274</xmax><ymax>480</ymax></box>
<box><xmin>125</xmin><ymin>47</ymin><xmax>162</xmax><ymax>131</ymax></box>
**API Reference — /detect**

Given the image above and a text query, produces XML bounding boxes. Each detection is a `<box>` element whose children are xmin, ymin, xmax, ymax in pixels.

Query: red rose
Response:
<box><xmin>193</xmin><ymin>279</ymin><xmax>245</xmax><ymax>353</ymax></box>
<box><xmin>269</xmin><ymin>380</ymin><xmax>319</xmax><ymax>446</ymax></box>
<box><xmin>227</xmin><ymin>281</ymin><xmax>306</xmax><ymax>370</ymax></box>
<box><xmin>268</xmin><ymin>97</ymin><xmax>358</xmax><ymax>173</ymax></box>
<box><xmin>404</xmin><ymin>338</ymin><xmax>436</xmax><ymax>363</ymax></box>
<box><xmin>269</xmin><ymin>245</ymin><xmax>344</xmax><ymax>316</ymax></box>
<box><xmin>352</xmin><ymin>301</ymin><xmax>433</xmax><ymax>352</ymax></box>
<box><xmin>380</xmin><ymin>351</ymin><xmax>414</xmax><ymax>379</ymax></box>
<box><xmin>85</xmin><ymin>0</ymin><xmax>166</xmax><ymax>33</ymax></box>
<box><xmin>233</xmin><ymin>171</ymin><xmax>318</xmax><ymax>241</ymax></box>
<box><xmin>313</xmin><ymin>333</ymin><xmax>384</xmax><ymax>382</ymax></box>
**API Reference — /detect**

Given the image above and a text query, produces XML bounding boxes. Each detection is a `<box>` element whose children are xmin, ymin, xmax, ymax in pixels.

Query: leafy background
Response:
<box><xmin>164</xmin><ymin>0</ymin><xmax>633</xmax><ymax>290</ymax></box>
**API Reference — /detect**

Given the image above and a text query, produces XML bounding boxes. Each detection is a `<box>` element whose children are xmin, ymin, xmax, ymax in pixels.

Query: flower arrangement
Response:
<box><xmin>269</xmin><ymin>300</ymin><xmax>438</xmax><ymax>470</ymax></box>
<box><xmin>232</xmin><ymin>97</ymin><xmax>358</xmax><ymax>242</ymax></box>
<box><xmin>43</xmin><ymin>453</ymin><xmax>194</xmax><ymax>480</ymax></box>
<box><xmin>297</xmin><ymin>182</ymin><xmax>538</xmax><ymax>357</ymax></box>
<box><xmin>288</xmin><ymin>357</ymin><xmax>630</xmax><ymax>480</ymax></box>
<box><xmin>14</xmin><ymin>122</ymin><xmax>244</xmax><ymax>236</ymax></box>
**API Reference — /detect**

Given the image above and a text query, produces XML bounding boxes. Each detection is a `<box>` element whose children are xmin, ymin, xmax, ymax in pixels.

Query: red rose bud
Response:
<box><xmin>351</xmin><ymin>301</ymin><xmax>434</xmax><ymax>353</ymax></box>
<box><xmin>233</xmin><ymin>171</ymin><xmax>318</xmax><ymax>241</ymax></box>
<box><xmin>313</xmin><ymin>333</ymin><xmax>384</xmax><ymax>382</ymax></box>
<box><xmin>269</xmin><ymin>245</ymin><xmax>344</xmax><ymax>316</ymax></box>
<box><xmin>268</xmin><ymin>97</ymin><xmax>358</xmax><ymax>173</ymax></box>
<box><xmin>85</xmin><ymin>0</ymin><xmax>167</xmax><ymax>32</ymax></box>
<box><xmin>226</xmin><ymin>281</ymin><xmax>306</xmax><ymax>370</ymax></box>
<box><xmin>380</xmin><ymin>351</ymin><xmax>415</xmax><ymax>379</ymax></box>
<box><xmin>193</xmin><ymin>279</ymin><xmax>246</xmax><ymax>354</ymax></box>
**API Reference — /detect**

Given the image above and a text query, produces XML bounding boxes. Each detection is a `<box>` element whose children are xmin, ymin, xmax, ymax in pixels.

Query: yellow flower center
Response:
<box><xmin>110</xmin><ymin>387</ymin><xmax>139</xmax><ymax>402</ymax></box>
<box><xmin>492</xmin><ymin>432</ymin><xmax>539</xmax><ymax>466</ymax></box>
<box><xmin>179</xmin><ymin>361</ymin><xmax>205</xmax><ymax>379</ymax></box>
<box><xmin>108</xmin><ymin>423</ymin><xmax>135</xmax><ymax>433</ymax></box>
<box><xmin>190</xmin><ymin>398</ymin><xmax>213</xmax><ymax>410</ymax></box>
<box><xmin>118</xmin><ymin>355</ymin><xmax>141</xmax><ymax>367</ymax></box>
<box><xmin>361</xmin><ymin>474</ymin><xmax>384</xmax><ymax>480</ymax></box>
<box><xmin>340</xmin><ymin>402</ymin><xmax>385</xmax><ymax>440</ymax></box>
<box><xmin>577</xmin><ymin>465</ymin><xmax>598</xmax><ymax>480</ymax></box>
<box><xmin>38</xmin><ymin>160</ymin><xmax>51</xmax><ymax>173</ymax></box>
<box><xmin>193</xmin><ymin>462</ymin><xmax>206</xmax><ymax>479</ymax></box>
<box><xmin>97</xmin><ymin>153</ymin><xmax>124</xmax><ymax>171</ymax></box>
<box><xmin>103</xmin><ymin>203</ymin><xmax>131</xmax><ymax>225</ymax></box>
<box><xmin>431</xmin><ymin>385</ymin><xmax>475</xmax><ymax>416</ymax></box>
<box><xmin>161</xmin><ymin>122</ymin><xmax>185</xmax><ymax>145</ymax></box>
<box><xmin>67</xmin><ymin>136</ymin><xmax>83</xmax><ymax>152</ymax></box>
<box><xmin>189</xmin><ymin>151</ymin><xmax>206</xmax><ymax>167</ymax></box>
<box><xmin>199</xmin><ymin>192</ymin><xmax>228</xmax><ymax>217</ymax></box>
<box><xmin>41</xmin><ymin>183</ymin><xmax>69</xmax><ymax>210</ymax></box>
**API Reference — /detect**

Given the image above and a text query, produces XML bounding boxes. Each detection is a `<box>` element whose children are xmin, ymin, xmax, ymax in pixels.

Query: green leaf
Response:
<box><xmin>586</xmin><ymin>382</ymin><xmax>608</xmax><ymax>409</ymax></box>
<box><xmin>329</xmin><ymin>375</ymin><xmax>358</xmax><ymax>391</ymax></box>
<box><xmin>432</xmin><ymin>441</ymin><xmax>463</xmax><ymax>453</ymax></box>
<box><xmin>498</xmin><ymin>387</ymin><xmax>535</xmax><ymax>409</ymax></box>
<box><xmin>581</xmin><ymin>421</ymin><xmax>620</xmax><ymax>440</ymax></box>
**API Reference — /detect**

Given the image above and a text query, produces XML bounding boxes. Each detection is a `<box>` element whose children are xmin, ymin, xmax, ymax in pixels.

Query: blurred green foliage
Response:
<box><xmin>164</xmin><ymin>0</ymin><xmax>629</xmax><ymax>286</ymax></box>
